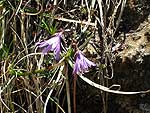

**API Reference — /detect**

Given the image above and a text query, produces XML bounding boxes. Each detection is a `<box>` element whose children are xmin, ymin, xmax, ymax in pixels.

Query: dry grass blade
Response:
<box><xmin>79</xmin><ymin>75</ymin><xmax>150</xmax><ymax>95</ymax></box>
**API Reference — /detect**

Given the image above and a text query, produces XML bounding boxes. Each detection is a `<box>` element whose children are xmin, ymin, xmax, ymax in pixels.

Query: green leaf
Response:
<box><xmin>41</xmin><ymin>19</ymin><xmax>51</xmax><ymax>34</ymax></box>
<box><xmin>41</xmin><ymin>19</ymin><xmax>57</xmax><ymax>35</ymax></box>
<box><xmin>49</xmin><ymin>25</ymin><xmax>56</xmax><ymax>35</ymax></box>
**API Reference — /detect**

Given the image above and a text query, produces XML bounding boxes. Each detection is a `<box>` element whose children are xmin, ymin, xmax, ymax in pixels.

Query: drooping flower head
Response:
<box><xmin>73</xmin><ymin>50</ymin><xmax>96</xmax><ymax>75</ymax></box>
<box><xmin>36</xmin><ymin>32</ymin><xmax>63</xmax><ymax>61</ymax></box>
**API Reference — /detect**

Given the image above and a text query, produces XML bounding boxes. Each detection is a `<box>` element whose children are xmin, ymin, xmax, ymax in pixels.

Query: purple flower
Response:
<box><xmin>73</xmin><ymin>50</ymin><xmax>96</xmax><ymax>75</ymax></box>
<box><xmin>36</xmin><ymin>32</ymin><xmax>62</xmax><ymax>61</ymax></box>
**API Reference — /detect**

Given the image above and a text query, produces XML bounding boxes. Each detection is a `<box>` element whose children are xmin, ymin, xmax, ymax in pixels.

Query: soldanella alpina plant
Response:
<box><xmin>35</xmin><ymin>30</ymin><xmax>96</xmax><ymax>113</ymax></box>
<box><xmin>35</xmin><ymin>30</ymin><xmax>96</xmax><ymax>74</ymax></box>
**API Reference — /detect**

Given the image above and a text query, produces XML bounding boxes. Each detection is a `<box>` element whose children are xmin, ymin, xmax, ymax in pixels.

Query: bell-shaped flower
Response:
<box><xmin>73</xmin><ymin>50</ymin><xmax>96</xmax><ymax>75</ymax></box>
<box><xmin>36</xmin><ymin>32</ymin><xmax>62</xmax><ymax>61</ymax></box>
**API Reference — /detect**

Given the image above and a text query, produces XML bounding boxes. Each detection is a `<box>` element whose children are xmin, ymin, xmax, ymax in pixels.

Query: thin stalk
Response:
<box><xmin>0</xmin><ymin>5</ymin><xmax>5</xmax><ymax>49</ymax></box>
<box><xmin>12</xmin><ymin>15</ymin><xmax>17</xmax><ymax>53</ymax></box>
<box><xmin>34</xmin><ymin>54</ymin><xmax>44</xmax><ymax>113</ymax></box>
<box><xmin>64</xmin><ymin>63</ymin><xmax>71</xmax><ymax>113</ymax></box>
<box><xmin>20</xmin><ymin>12</ymin><xmax>30</xmax><ymax>69</ymax></box>
<box><xmin>100</xmin><ymin>73</ymin><xmax>107</xmax><ymax>113</ymax></box>
<box><xmin>73</xmin><ymin>74</ymin><xmax>77</xmax><ymax>113</ymax></box>
<box><xmin>33</xmin><ymin>53</ymin><xmax>44</xmax><ymax>112</ymax></box>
